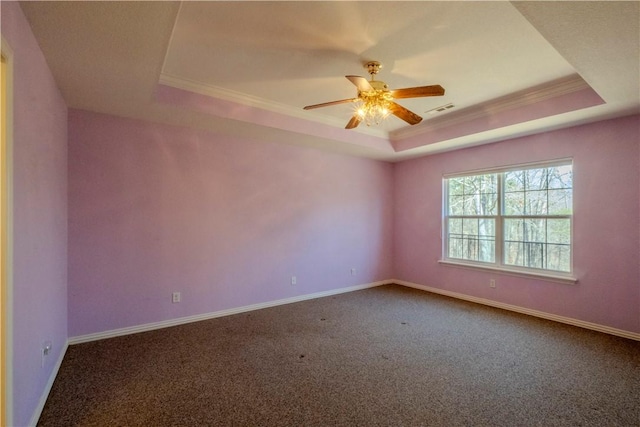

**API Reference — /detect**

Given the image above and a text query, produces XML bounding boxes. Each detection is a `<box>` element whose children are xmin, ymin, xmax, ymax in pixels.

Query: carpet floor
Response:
<box><xmin>38</xmin><ymin>284</ymin><xmax>640</xmax><ymax>426</ymax></box>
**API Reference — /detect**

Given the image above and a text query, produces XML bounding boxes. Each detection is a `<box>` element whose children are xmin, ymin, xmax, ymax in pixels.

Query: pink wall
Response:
<box><xmin>155</xmin><ymin>84</ymin><xmax>395</xmax><ymax>154</ymax></box>
<box><xmin>393</xmin><ymin>82</ymin><xmax>605</xmax><ymax>152</ymax></box>
<box><xmin>394</xmin><ymin>115</ymin><xmax>640</xmax><ymax>333</ymax></box>
<box><xmin>1</xmin><ymin>3</ymin><xmax>69</xmax><ymax>426</ymax></box>
<box><xmin>67</xmin><ymin>109</ymin><xmax>394</xmax><ymax>337</ymax></box>
<box><xmin>4</xmin><ymin>3</ymin><xmax>639</xmax><ymax>423</ymax></box>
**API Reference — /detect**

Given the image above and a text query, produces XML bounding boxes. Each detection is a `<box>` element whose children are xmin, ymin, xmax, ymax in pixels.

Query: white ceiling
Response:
<box><xmin>19</xmin><ymin>1</ymin><xmax>640</xmax><ymax>162</ymax></box>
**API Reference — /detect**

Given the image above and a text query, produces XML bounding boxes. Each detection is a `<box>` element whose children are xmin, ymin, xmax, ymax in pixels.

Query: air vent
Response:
<box><xmin>426</xmin><ymin>103</ymin><xmax>455</xmax><ymax>114</ymax></box>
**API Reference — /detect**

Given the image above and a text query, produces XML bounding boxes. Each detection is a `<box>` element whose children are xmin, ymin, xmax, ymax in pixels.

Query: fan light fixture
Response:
<box><xmin>355</xmin><ymin>90</ymin><xmax>393</xmax><ymax>126</ymax></box>
<box><xmin>303</xmin><ymin>60</ymin><xmax>445</xmax><ymax>130</ymax></box>
<box><xmin>355</xmin><ymin>62</ymin><xmax>392</xmax><ymax>126</ymax></box>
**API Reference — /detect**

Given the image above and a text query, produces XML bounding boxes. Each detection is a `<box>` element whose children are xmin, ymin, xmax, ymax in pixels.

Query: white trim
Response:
<box><xmin>68</xmin><ymin>277</ymin><xmax>639</xmax><ymax>347</ymax></box>
<box><xmin>391</xmin><ymin>74</ymin><xmax>592</xmax><ymax>141</ymax></box>
<box><xmin>437</xmin><ymin>260</ymin><xmax>577</xmax><ymax>284</ymax></box>
<box><xmin>67</xmin><ymin>278</ymin><xmax>639</xmax><ymax>345</ymax></box>
<box><xmin>69</xmin><ymin>281</ymin><xmax>390</xmax><ymax>345</ymax></box>
<box><xmin>158</xmin><ymin>73</ymin><xmax>388</xmax><ymax>139</ymax></box>
<box><xmin>28</xmin><ymin>342</ymin><xmax>68</xmax><ymax>427</ymax></box>
<box><xmin>442</xmin><ymin>160</ymin><xmax>575</xmax><ymax>281</ymax></box>
<box><xmin>158</xmin><ymin>2</ymin><xmax>184</xmax><ymax>82</ymax></box>
<box><xmin>159</xmin><ymin>73</ymin><xmax>307</xmax><ymax>119</ymax></box>
<box><xmin>442</xmin><ymin>157</ymin><xmax>573</xmax><ymax>179</ymax></box>
<box><xmin>1</xmin><ymin>37</ymin><xmax>14</xmax><ymax>427</ymax></box>
<box><xmin>159</xmin><ymin>73</ymin><xmax>592</xmax><ymax>144</ymax></box>
<box><xmin>393</xmin><ymin>279</ymin><xmax>640</xmax><ymax>341</ymax></box>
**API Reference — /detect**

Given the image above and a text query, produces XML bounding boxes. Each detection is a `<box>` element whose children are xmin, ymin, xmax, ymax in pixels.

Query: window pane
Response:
<box><xmin>504</xmin><ymin>218</ymin><xmax>524</xmax><ymax>242</ymax></box>
<box><xmin>446</xmin><ymin>217</ymin><xmax>495</xmax><ymax>263</ymax></box>
<box><xmin>480</xmin><ymin>174</ymin><xmax>497</xmax><ymax>193</ymax></box>
<box><xmin>445</xmin><ymin>163</ymin><xmax>571</xmax><ymax>274</ymax></box>
<box><xmin>478</xmin><ymin>218</ymin><xmax>495</xmax><ymax>237</ymax></box>
<box><xmin>547</xmin><ymin>218</ymin><xmax>570</xmax><ymax>244</ymax></box>
<box><xmin>449</xmin><ymin>218</ymin><xmax>462</xmax><ymax>235</ymax></box>
<box><xmin>504</xmin><ymin>191</ymin><xmax>525</xmax><ymax>216</ymax></box>
<box><xmin>478</xmin><ymin>239</ymin><xmax>495</xmax><ymax>263</ymax></box>
<box><xmin>480</xmin><ymin>192</ymin><xmax>498</xmax><ymax>215</ymax></box>
<box><xmin>504</xmin><ymin>218</ymin><xmax>571</xmax><ymax>272</ymax></box>
<box><xmin>505</xmin><ymin>219</ymin><xmax>547</xmax><ymax>268</ymax></box>
<box><xmin>548</xmin><ymin>165</ymin><xmax>572</xmax><ymax>189</ymax></box>
<box><xmin>504</xmin><ymin>240</ymin><xmax>523</xmax><ymax>266</ymax></box>
<box><xmin>478</xmin><ymin>218</ymin><xmax>495</xmax><ymax>262</ymax></box>
<box><xmin>456</xmin><ymin>174</ymin><xmax>498</xmax><ymax>216</ymax></box>
<box><xmin>480</xmin><ymin>174</ymin><xmax>498</xmax><ymax>215</ymax></box>
<box><xmin>448</xmin><ymin>177</ymin><xmax>465</xmax><ymax>195</ymax></box>
<box><xmin>548</xmin><ymin>189</ymin><xmax>572</xmax><ymax>215</ymax></box>
<box><xmin>524</xmin><ymin>242</ymin><xmax>545</xmax><ymax>269</ymax></box>
<box><xmin>462</xmin><ymin>236</ymin><xmax>477</xmax><ymax>260</ymax></box>
<box><xmin>448</xmin><ymin>235</ymin><xmax>463</xmax><ymax>259</ymax></box>
<box><xmin>506</xmin><ymin>241</ymin><xmax>545</xmax><ymax>269</ymax></box>
<box><xmin>525</xmin><ymin>168</ymin><xmax>548</xmax><ymax>191</ymax></box>
<box><xmin>449</xmin><ymin>195</ymin><xmax>464</xmax><ymax>215</ymax></box>
<box><xmin>505</xmin><ymin>170</ymin><xmax>525</xmax><ymax>192</ymax></box>
<box><xmin>546</xmin><ymin>244</ymin><xmax>571</xmax><ymax>272</ymax></box>
<box><xmin>462</xmin><ymin>193</ymin><xmax>482</xmax><ymax>215</ymax></box>
<box><xmin>504</xmin><ymin>166</ymin><xmax>574</xmax><ymax>217</ymax></box>
<box><xmin>524</xmin><ymin>218</ymin><xmax>546</xmax><ymax>243</ymax></box>
<box><xmin>463</xmin><ymin>217</ymin><xmax>478</xmax><ymax>236</ymax></box>
<box><xmin>447</xmin><ymin>218</ymin><xmax>463</xmax><ymax>259</ymax></box>
<box><xmin>526</xmin><ymin>190</ymin><xmax>548</xmax><ymax>215</ymax></box>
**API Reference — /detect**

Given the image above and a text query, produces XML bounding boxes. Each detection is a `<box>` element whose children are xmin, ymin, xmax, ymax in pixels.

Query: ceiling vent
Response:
<box><xmin>426</xmin><ymin>103</ymin><xmax>455</xmax><ymax>114</ymax></box>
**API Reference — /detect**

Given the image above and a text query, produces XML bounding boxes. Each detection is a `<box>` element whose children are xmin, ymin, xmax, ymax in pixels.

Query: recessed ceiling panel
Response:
<box><xmin>162</xmin><ymin>1</ymin><xmax>577</xmax><ymax>132</ymax></box>
<box><xmin>19</xmin><ymin>1</ymin><xmax>635</xmax><ymax>161</ymax></box>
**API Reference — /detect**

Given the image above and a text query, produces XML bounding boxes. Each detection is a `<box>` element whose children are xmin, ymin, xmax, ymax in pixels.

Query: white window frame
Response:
<box><xmin>440</xmin><ymin>159</ymin><xmax>577</xmax><ymax>284</ymax></box>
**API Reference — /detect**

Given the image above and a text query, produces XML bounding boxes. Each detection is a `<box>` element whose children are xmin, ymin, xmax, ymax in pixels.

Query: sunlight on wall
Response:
<box><xmin>1</xmin><ymin>45</ymin><xmax>14</xmax><ymax>427</ymax></box>
<box><xmin>1</xmin><ymin>52</ymin><xmax>7</xmax><ymax>427</ymax></box>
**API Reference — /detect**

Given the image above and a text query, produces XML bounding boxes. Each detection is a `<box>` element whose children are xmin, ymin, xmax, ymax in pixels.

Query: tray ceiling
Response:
<box><xmin>19</xmin><ymin>1</ymin><xmax>639</xmax><ymax>161</ymax></box>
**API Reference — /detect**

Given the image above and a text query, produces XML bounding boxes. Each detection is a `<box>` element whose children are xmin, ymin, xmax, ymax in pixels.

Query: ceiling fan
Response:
<box><xmin>303</xmin><ymin>61</ymin><xmax>445</xmax><ymax>129</ymax></box>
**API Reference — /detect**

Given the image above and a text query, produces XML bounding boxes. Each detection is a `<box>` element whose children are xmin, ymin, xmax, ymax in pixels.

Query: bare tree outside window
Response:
<box><xmin>447</xmin><ymin>174</ymin><xmax>497</xmax><ymax>263</ymax></box>
<box><xmin>444</xmin><ymin>162</ymin><xmax>572</xmax><ymax>274</ymax></box>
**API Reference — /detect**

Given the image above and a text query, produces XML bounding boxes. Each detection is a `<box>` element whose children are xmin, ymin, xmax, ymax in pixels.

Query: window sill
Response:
<box><xmin>438</xmin><ymin>260</ymin><xmax>578</xmax><ymax>284</ymax></box>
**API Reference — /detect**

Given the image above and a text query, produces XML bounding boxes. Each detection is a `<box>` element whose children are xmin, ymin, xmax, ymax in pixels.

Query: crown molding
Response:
<box><xmin>390</xmin><ymin>74</ymin><xmax>593</xmax><ymax>141</ymax></box>
<box><xmin>158</xmin><ymin>73</ymin><xmax>388</xmax><ymax>139</ymax></box>
<box><xmin>158</xmin><ymin>73</ymin><xmax>595</xmax><ymax>146</ymax></box>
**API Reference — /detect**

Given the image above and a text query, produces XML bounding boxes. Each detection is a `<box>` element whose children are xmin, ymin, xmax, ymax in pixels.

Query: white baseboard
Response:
<box><xmin>69</xmin><ymin>280</ymin><xmax>391</xmax><ymax>345</ymax></box>
<box><xmin>393</xmin><ymin>279</ymin><xmax>640</xmax><ymax>341</ymax></box>
<box><xmin>39</xmin><ymin>278</ymin><xmax>638</xmax><ymax>426</ymax></box>
<box><xmin>29</xmin><ymin>341</ymin><xmax>69</xmax><ymax>427</ymax></box>
<box><xmin>69</xmin><ymin>278</ymin><xmax>639</xmax><ymax>345</ymax></box>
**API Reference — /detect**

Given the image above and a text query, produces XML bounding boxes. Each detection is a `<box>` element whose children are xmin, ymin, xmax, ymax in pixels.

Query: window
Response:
<box><xmin>443</xmin><ymin>160</ymin><xmax>573</xmax><ymax>276</ymax></box>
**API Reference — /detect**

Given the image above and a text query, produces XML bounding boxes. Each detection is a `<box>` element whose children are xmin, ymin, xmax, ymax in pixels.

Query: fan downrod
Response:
<box><xmin>364</xmin><ymin>61</ymin><xmax>387</xmax><ymax>89</ymax></box>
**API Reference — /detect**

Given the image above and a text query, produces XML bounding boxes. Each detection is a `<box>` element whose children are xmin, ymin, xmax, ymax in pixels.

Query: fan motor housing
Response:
<box><xmin>370</xmin><ymin>80</ymin><xmax>389</xmax><ymax>91</ymax></box>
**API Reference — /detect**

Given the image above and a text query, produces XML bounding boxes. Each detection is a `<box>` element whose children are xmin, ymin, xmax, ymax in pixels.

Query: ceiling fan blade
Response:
<box><xmin>345</xmin><ymin>114</ymin><xmax>362</xmax><ymax>129</ymax></box>
<box><xmin>389</xmin><ymin>102</ymin><xmax>423</xmax><ymax>125</ymax></box>
<box><xmin>303</xmin><ymin>98</ymin><xmax>359</xmax><ymax>110</ymax></box>
<box><xmin>346</xmin><ymin>75</ymin><xmax>374</xmax><ymax>93</ymax></box>
<box><xmin>390</xmin><ymin>85</ymin><xmax>445</xmax><ymax>99</ymax></box>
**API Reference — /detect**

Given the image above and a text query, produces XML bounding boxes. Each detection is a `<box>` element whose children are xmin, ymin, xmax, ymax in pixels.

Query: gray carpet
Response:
<box><xmin>38</xmin><ymin>285</ymin><xmax>640</xmax><ymax>426</ymax></box>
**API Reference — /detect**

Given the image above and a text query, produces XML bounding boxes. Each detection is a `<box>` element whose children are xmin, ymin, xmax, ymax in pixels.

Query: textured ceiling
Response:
<box><xmin>19</xmin><ymin>1</ymin><xmax>640</xmax><ymax>161</ymax></box>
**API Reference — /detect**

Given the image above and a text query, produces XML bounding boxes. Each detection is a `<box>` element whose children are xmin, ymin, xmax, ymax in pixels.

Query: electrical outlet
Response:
<box><xmin>490</xmin><ymin>279</ymin><xmax>496</xmax><ymax>288</ymax></box>
<box><xmin>172</xmin><ymin>292</ymin><xmax>181</xmax><ymax>303</ymax></box>
<box><xmin>350</xmin><ymin>268</ymin><xmax>356</xmax><ymax>276</ymax></box>
<box><xmin>41</xmin><ymin>341</ymin><xmax>52</xmax><ymax>368</ymax></box>
<box><xmin>291</xmin><ymin>276</ymin><xmax>297</xmax><ymax>285</ymax></box>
